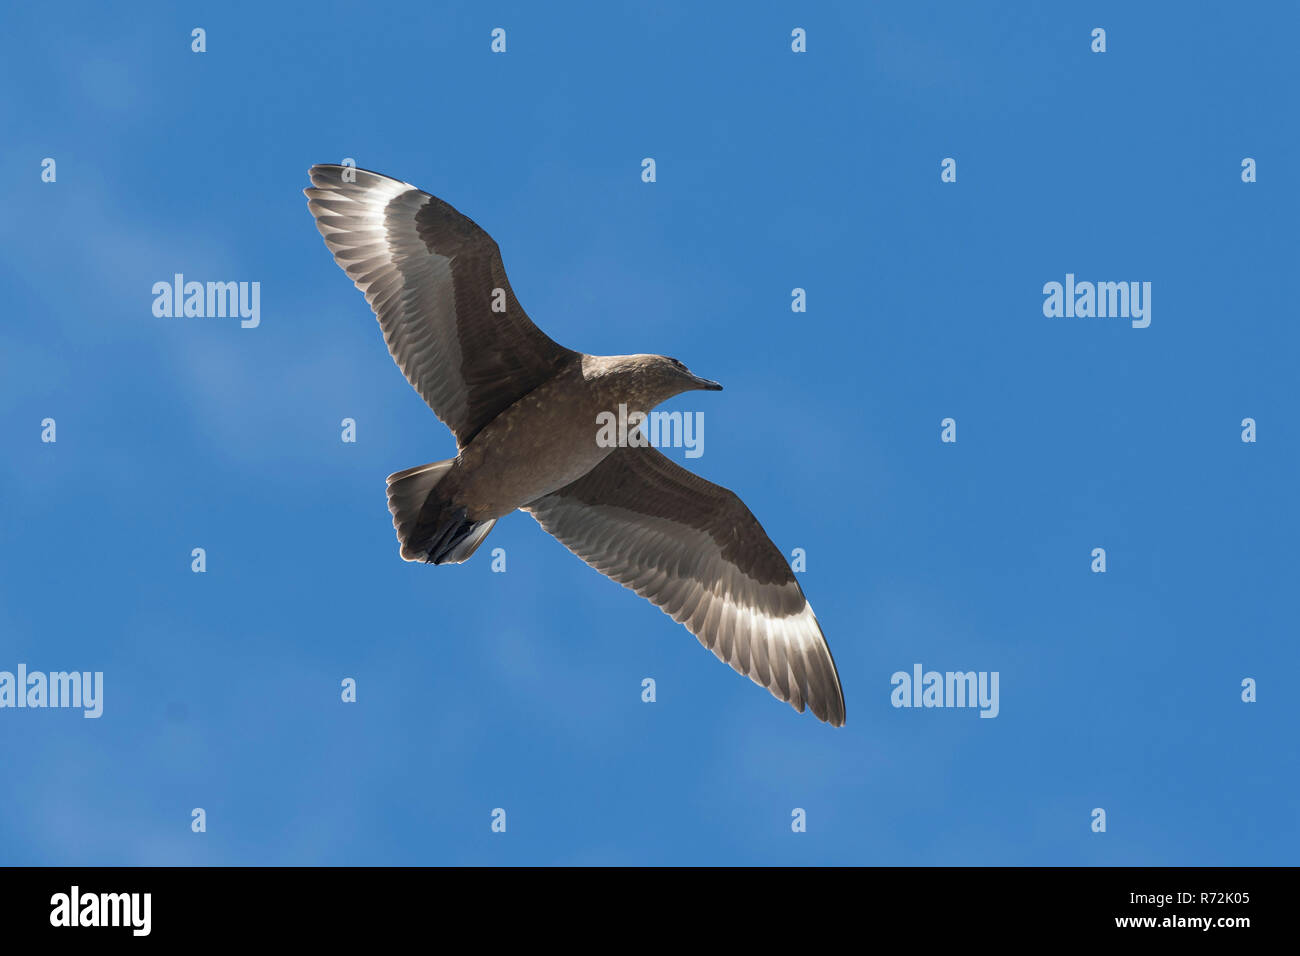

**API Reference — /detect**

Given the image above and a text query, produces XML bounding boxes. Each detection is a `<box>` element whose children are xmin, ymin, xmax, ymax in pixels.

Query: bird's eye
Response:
<box><xmin>668</xmin><ymin>358</ymin><xmax>685</xmax><ymax>369</ymax></box>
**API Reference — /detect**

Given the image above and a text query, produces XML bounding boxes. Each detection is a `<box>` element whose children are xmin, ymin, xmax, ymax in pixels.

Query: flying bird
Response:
<box><xmin>305</xmin><ymin>165</ymin><xmax>846</xmax><ymax>725</ymax></box>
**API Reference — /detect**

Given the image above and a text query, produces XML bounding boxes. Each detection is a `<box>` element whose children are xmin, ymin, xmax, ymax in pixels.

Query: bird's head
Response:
<box><xmin>618</xmin><ymin>353</ymin><xmax>722</xmax><ymax>404</ymax></box>
<box><xmin>657</xmin><ymin>355</ymin><xmax>724</xmax><ymax>395</ymax></box>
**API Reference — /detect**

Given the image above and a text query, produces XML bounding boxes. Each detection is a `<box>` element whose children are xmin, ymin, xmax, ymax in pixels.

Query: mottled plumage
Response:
<box><xmin>306</xmin><ymin>165</ymin><xmax>846</xmax><ymax>725</ymax></box>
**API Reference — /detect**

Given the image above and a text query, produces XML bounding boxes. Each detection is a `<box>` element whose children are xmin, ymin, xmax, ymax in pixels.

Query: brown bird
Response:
<box><xmin>305</xmin><ymin>165</ymin><xmax>846</xmax><ymax>725</ymax></box>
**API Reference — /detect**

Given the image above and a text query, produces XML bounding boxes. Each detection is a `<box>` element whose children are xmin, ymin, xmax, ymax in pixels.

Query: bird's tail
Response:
<box><xmin>385</xmin><ymin>459</ymin><xmax>498</xmax><ymax>565</ymax></box>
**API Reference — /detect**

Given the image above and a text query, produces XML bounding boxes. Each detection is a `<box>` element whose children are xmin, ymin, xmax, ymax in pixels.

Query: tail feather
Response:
<box><xmin>385</xmin><ymin>459</ymin><xmax>497</xmax><ymax>564</ymax></box>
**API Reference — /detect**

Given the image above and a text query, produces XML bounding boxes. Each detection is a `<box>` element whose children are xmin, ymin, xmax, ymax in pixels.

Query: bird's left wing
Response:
<box><xmin>525</xmin><ymin>447</ymin><xmax>846</xmax><ymax>725</ymax></box>
<box><xmin>305</xmin><ymin>165</ymin><xmax>578</xmax><ymax>447</ymax></box>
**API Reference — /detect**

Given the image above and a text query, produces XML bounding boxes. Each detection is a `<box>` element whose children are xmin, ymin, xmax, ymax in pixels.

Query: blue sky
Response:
<box><xmin>1</xmin><ymin>1</ymin><xmax>1295</xmax><ymax>865</ymax></box>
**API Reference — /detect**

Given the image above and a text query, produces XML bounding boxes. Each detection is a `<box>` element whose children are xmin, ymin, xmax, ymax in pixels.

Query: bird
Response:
<box><xmin>304</xmin><ymin>165</ymin><xmax>846</xmax><ymax>726</ymax></box>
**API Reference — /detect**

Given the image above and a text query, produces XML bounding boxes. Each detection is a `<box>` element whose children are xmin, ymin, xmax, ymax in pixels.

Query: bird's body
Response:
<box><xmin>306</xmin><ymin>165</ymin><xmax>847</xmax><ymax>726</ymax></box>
<box><xmin>442</xmin><ymin>358</ymin><xmax>606</xmax><ymax>520</ymax></box>
<box><xmin>439</xmin><ymin>354</ymin><xmax>700</xmax><ymax>521</ymax></box>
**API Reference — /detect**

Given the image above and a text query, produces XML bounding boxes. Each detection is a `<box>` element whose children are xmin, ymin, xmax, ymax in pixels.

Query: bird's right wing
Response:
<box><xmin>305</xmin><ymin>165</ymin><xmax>578</xmax><ymax>447</ymax></box>
<box><xmin>526</xmin><ymin>447</ymin><xmax>846</xmax><ymax>725</ymax></box>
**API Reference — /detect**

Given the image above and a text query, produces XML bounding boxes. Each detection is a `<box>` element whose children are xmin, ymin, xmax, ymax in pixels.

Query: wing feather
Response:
<box><xmin>527</xmin><ymin>447</ymin><xmax>846</xmax><ymax>725</ymax></box>
<box><xmin>305</xmin><ymin>165</ymin><xmax>576</xmax><ymax>446</ymax></box>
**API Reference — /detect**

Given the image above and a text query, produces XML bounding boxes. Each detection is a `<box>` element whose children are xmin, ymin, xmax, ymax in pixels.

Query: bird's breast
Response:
<box><xmin>452</xmin><ymin>378</ymin><xmax>621</xmax><ymax>519</ymax></box>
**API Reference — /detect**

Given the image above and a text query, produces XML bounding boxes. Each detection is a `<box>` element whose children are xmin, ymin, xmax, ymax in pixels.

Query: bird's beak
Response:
<box><xmin>691</xmin><ymin>374</ymin><xmax>723</xmax><ymax>391</ymax></box>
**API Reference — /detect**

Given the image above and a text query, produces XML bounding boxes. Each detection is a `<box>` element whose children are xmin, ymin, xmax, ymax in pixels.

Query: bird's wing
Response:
<box><xmin>305</xmin><ymin>165</ymin><xmax>577</xmax><ymax>447</ymax></box>
<box><xmin>525</xmin><ymin>447</ymin><xmax>846</xmax><ymax>725</ymax></box>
